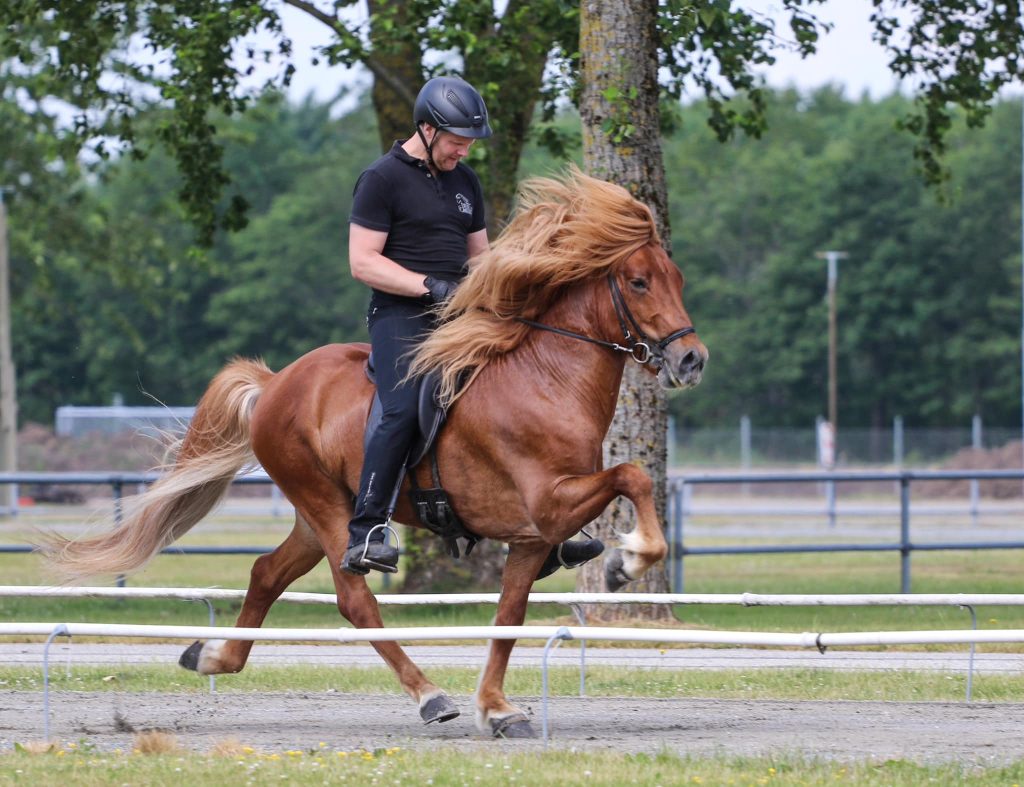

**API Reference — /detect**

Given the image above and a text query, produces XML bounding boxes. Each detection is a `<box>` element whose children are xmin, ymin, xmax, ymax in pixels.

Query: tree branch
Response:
<box><xmin>282</xmin><ymin>0</ymin><xmax>416</xmax><ymax>106</ymax></box>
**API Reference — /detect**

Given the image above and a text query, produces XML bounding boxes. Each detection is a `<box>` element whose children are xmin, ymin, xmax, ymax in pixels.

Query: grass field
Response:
<box><xmin>4</xmin><ymin>745</ymin><xmax>1023</xmax><ymax>786</ymax></box>
<box><xmin>0</xmin><ymin>663</ymin><xmax>1020</xmax><ymax>703</ymax></box>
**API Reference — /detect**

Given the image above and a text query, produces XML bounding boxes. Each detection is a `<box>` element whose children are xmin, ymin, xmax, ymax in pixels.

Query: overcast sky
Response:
<box><xmin>261</xmin><ymin>1</ymin><xmax>904</xmax><ymax>105</ymax></box>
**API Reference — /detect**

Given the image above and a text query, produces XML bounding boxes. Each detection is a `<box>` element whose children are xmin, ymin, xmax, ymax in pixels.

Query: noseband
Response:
<box><xmin>515</xmin><ymin>275</ymin><xmax>695</xmax><ymax>370</ymax></box>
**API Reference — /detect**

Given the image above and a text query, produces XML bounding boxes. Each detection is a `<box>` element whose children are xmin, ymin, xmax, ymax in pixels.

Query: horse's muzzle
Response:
<box><xmin>660</xmin><ymin>343</ymin><xmax>708</xmax><ymax>389</ymax></box>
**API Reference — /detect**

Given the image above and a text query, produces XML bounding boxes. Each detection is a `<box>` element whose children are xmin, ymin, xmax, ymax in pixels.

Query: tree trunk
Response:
<box><xmin>365</xmin><ymin>0</ymin><xmax>424</xmax><ymax>151</ymax></box>
<box><xmin>399</xmin><ymin>527</ymin><xmax>505</xmax><ymax>594</ymax></box>
<box><xmin>463</xmin><ymin>0</ymin><xmax>561</xmax><ymax>232</ymax></box>
<box><xmin>577</xmin><ymin>0</ymin><xmax>676</xmax><ymax>622</ymax></box>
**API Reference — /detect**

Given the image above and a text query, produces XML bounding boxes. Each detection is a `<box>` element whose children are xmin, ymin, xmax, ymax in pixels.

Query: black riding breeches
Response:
<box><xmin>348</xmin><ymin>300</ymin><xmax>435</xmax><ymax>544</ymax></box>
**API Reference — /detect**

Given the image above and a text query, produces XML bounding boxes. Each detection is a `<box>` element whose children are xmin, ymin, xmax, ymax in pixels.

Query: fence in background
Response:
<box><xmin>54</xmin><ymin>405</ymin><xmax>196</xmax><ymax>438</ymax></box>
<box><xmin>667</xmin><ymin>469</ymin><xmax>1024</xmax><ymax>594</ymax></box>
<box><xmin>50</xmin><ymin>406</ymin><xmax>1024</xmax><ymax>468</ymax></box>
<box><xmin>2</xmin><ymin>469</ymin><xmax>1024</xmax><ymax>594</ymax></box>
<box><xmin>671</xmin><ymin>415</ymin><xmax>1022</xmax><ymax>468</ymax></box>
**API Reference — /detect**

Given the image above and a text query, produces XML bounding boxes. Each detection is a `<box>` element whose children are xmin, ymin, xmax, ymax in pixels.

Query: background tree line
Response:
<box><xmin>5</xmin><ymin>85</ymin><xmax>1021</xmax><ymax>432</ymax></box>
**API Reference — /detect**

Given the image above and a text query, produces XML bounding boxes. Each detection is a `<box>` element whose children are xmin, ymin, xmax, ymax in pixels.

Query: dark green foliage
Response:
<box><xmin>4</xmin><ymin>87</ymin><xmax>1022</xmax><ymax>431</ymax></box>
<box><xmin>4</xmin><ymin>2</ymin><xmax>1018</xmax><ymax>242</ymax></box>
<box><xmin>7</xmin><ymin>92</ymin><xmax>380</xmax><ymax>422</ymax></box>
<box><xmin>662</xmin><ymin>89</ymin><xmax>1023</xmax><ymax>428</ymax></box>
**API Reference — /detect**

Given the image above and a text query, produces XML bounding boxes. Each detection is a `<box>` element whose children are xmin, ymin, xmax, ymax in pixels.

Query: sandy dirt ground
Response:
<box><xmin>2</xmin><ymin>691</ymin><xmax>1023</xmax><ymax>765</ymax></box>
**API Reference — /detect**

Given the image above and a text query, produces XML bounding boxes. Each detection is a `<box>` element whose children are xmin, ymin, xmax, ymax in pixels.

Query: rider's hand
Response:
<box><xmin>423</xmin><ymin>276</ymin><xmax>457</xmax><ymax>304</ymax></box>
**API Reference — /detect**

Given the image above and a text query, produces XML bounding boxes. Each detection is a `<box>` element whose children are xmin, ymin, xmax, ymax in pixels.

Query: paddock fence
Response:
<box><xmin>4</xmin><ymin>586</ymin><xmax>1024</xmax><ymax>743</ymax></box>
<box><xmin>2</xmin><ymin>469</ymin><xmax>1024</xmax><ymax>592</ymax></box>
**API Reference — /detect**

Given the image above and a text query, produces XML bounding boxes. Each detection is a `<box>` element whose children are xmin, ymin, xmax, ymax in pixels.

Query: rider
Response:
<box><xmin>342</xmin><ymin>75</ymin><xmax>603</xmax><ymax>577</ymax></box>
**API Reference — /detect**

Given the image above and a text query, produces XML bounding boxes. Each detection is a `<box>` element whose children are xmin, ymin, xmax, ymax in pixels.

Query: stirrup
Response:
<box><xmin>364</xmin><ymin>522</ymin><xmax>401</xmax><ymax>553</ymax></box>
<box><xmin>343</xmin><ymin>522</ymin><xmax>402</xmax><ymax>575</ymax></box>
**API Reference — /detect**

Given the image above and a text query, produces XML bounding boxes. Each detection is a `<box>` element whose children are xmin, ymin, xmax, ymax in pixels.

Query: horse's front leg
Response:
<box><xmin>531</xmin><ymin>463</ymin><xmax>667</xmax><ymax>592</ymax></box>
<box><xmin>476</xmin><ymin>542</ymin><xmax>550</xmax><ymax>738</ymax></box>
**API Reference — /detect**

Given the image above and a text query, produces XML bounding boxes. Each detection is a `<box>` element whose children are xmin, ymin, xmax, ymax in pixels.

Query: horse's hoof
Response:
<box><xmin>604</xmin><ymin>550</ymin><xmax>632</xmax><ymax>592</ymax></box>
<box><xmin>490</xmin><ymin>713</ymin><xmax>535</xmax><ymax>739</ymax></box>
<box><xmin>420</xmin><ymin>693</ymin><xmax>460</xmax><ymax>725</ymax></box>
<box><xmin>178</xmin><ymin>640</ymin><xmax>203</xmax><ymax>671</ymax></box>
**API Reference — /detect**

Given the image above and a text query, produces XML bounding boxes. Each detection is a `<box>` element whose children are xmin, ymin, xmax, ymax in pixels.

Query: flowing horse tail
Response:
<box><xmin>41</xmin><ymin>358</ymin><xmax>274</xmax><ymax>584</ymax></box>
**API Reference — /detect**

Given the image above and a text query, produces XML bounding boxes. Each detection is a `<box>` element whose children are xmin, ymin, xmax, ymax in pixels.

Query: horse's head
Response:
<box><xmin>611</xmin><ymin>242</ymin><xmax>708</xmax><ymax>389</ymax></box>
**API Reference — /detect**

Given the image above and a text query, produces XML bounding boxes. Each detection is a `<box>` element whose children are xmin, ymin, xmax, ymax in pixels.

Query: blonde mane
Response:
<box><xmin>409</xmin><ymin>166</ymin><xmax>659</xmax><ymax>407</ymax></box>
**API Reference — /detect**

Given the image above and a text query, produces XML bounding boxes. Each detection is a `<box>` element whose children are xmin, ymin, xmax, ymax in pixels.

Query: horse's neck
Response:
<box><xmin>501</xmin><ymin>278</ymin><xmax>626</xmax><ymax>426</ymax></box>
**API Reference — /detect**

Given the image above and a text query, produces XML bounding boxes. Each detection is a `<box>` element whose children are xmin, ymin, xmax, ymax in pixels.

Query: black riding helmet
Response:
<box><xmin>414</xmin><ymin>76</ymin><xmax>492</xmax><ymax>139</ymax></box>
<box><xmin>414</xmin><ymin>77</ymin><xmax>491</xmax><ymax>171</ymax></box>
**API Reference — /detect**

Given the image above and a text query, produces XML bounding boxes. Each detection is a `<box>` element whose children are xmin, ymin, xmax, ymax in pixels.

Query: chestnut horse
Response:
<box><xmin>44</xmin><ymin>169</ymin><xmax>708</xmax><ymax>738</ymax></box>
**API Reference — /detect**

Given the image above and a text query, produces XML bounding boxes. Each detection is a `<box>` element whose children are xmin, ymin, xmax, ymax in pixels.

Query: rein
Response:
<box><xmin>515</xmin><ymin>275</ymin><xmax>695</xmax><ymax>369</ymax></box>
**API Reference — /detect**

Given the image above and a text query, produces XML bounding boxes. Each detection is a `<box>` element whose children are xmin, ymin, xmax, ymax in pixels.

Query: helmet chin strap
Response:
<box><xmin>416</xmin><ymin>123</ymin><xmax>440</xmax><ymax>173</ymax></box>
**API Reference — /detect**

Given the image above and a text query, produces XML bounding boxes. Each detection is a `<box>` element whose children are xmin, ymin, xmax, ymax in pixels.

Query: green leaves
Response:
<box><xmin>664</xmin><ymin>89</ymin><xmax>1023</xmax><ymax>429</ymax></box>
<box><xmin>869</xmin><ymin>0</ymin><xmax>1024</xmax><ymax>185</ymax></box>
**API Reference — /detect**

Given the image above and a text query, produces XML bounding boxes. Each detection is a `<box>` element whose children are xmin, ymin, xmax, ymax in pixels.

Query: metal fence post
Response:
<box><xmin>672</xmin><ymin>481</ymin><xmax>685</xmax><ymax>593</ymax></box>
<box><xmin>740</xmin><ymin>415</ymin><xmax>751</xmax><ymax>496</ymax></box>
<box><xmin>970</xmin><ymin>415</ymin><xmax>982</xmax><ymax>526</ymax></box>
<box><xmin>113</xmin><ymin>480</ymin><xmax>126</xmax><ymax>588</ymax></box>
<box><xmin>900</xmin><ymin>475</ymin><xmax>911</xmax><ymax>593</ymax></box>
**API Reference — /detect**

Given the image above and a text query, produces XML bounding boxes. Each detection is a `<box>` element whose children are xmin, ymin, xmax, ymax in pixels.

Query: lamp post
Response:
<box><xmin>816</xmin><ymin>250</ymin><xmax>849</xmax><ymax>434</ymax></box>
<box><xmin>816</xmin><ymin>250</ymin><xmax>847</xmax><ymax>529</ymax></box>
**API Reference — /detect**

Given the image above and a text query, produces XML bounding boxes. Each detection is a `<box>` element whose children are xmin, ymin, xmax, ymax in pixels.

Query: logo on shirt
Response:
<box><xmin>455</xmin><ymin>193</ymin><xmax>473</xmax><ymax>215</ymax></box>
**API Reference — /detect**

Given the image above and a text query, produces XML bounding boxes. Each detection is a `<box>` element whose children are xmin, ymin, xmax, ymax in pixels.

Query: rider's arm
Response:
<box><xmin>466</xmin><ymin>228</ymin><xmax>489</xmax><ymax>270</ymax></box>
<box><xmin>349</xmin><ymin>223</ymin><xmax>431</xmax><ymax>298</ymax></box>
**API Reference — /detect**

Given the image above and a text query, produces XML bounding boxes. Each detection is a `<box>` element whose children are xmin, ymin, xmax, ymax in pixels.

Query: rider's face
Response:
<box><xmin>426</xmin><ymin>128</ymin><xmax>476</xmax><ymax>171</ymax></box>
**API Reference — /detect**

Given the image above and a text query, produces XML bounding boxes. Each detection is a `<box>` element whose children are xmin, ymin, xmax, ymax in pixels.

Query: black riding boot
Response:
<box><xmin>536</xmin><ymin>536</ymin><xmax>606</xmax><ymax>580</ymax></box>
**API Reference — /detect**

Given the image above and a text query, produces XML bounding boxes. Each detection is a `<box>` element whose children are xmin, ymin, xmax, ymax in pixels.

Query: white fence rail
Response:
<box><xmin>5</xmin><ymin>587</ymin><xmax>1024</xmax><ymax>742</ymax></box>
<box><xmin>7</xmin><ymin>619</ymin><xmax>1024</xmax><ymax>744</ymax></box>
<box><xmin>5</xmin><ymin>586</ymin><xmax>1024</xmax><ymax>607</ymax></box>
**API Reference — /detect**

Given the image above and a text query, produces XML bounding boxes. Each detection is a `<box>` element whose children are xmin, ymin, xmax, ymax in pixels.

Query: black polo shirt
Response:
<box><xmin>350</xmin><ymin>140</ymin><xmax>486</xmax><ymax>305</ymax></box>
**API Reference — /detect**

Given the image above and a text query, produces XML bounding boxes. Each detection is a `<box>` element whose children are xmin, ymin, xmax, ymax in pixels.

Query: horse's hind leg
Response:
<box><xmin>180</xmin><ymin>513</ymin><xmax>324</xmax><ymax>675</ymax></box>
<box><xmin>280</xmin><ymin>473</ymin><xmax>460</xmax><ymax>724</ymax></box>
<box><xmin>330</xmin><ymin>568</ymin><xmax>459</xmax><ymax>724</ymax></box>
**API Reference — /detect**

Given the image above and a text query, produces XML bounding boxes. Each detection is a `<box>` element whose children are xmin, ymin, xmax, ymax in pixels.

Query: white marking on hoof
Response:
<box><xmin>418</xmin><ymin>687</ymin><xmax>444</xmax><ymax>710</ymax></box>
<box><xmin>474</xmin><ymin>705</ymin><xmax>488</xmax><ymax>734</ymax></box>
<box><xmin>475</xmin><ymin>705</ymin><xmax>527</xmax><ymax>735</ymax></box>
<box><xmin>195</xmin><ymin>639</ymin><xmax>228</xmax><ymax>675</ymax></box>
<box><xmin>617</xmin><ymin>531</ymin><xmax>647</xmax><ymax>578</ymax></box>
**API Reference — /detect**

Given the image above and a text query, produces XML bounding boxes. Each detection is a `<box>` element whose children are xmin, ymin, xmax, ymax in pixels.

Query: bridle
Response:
<box><xmin>515</xmin><ymin>275</ymin><xmax>695</xmax><ymax>370</ymax></box>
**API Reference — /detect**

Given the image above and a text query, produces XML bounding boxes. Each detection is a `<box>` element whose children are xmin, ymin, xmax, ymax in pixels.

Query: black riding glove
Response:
<box><xmin>423</xmin><ymin>276</ymin><xmax>457</xmax><ymax>305</ymax></box>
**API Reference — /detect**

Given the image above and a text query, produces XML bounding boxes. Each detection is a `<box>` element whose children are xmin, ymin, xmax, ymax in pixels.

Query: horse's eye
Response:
<box><xmin>629</xmin><ymin>277</ymin><xmax>648</xmax><ymax>292</ymax></box>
